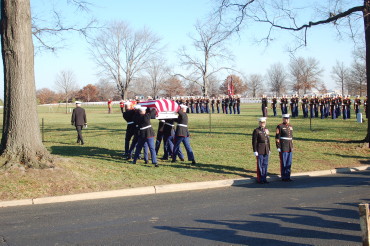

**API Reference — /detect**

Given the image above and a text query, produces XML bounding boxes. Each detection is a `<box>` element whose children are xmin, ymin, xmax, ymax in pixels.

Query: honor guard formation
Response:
<box><xmin>266</xmin><ymin>94</ymin><xmax>368</xmax><ymax>121</ymax></box>
<box><xmin>74</xmin><ymin>93</ymin><xmax>367</xmax><ymax>184</ymax></box>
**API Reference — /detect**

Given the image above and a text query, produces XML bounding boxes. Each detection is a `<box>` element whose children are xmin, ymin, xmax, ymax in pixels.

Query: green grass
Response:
<box><xmin>0</xmin><ymin>103</ymin><xmax>369</xmax><ymax>201</ymax></box>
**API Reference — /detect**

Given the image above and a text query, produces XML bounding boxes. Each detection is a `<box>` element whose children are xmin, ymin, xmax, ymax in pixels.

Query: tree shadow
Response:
<box><xmin>50</xmin><ymin>145</ymin><xmax>124</xmax><ymax>163</ymax></box>
<box><xmin>167</xmin><ymin>162</ymin><xmax>255</xmax><ymax>178</ymax></box>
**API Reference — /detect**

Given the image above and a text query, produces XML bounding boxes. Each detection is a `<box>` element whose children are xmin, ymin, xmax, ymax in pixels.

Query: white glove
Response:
<box><xmin>277</xmin><ymin>148</ymin><xmax>281</xmax><ymax>152</ymax></box>
<box><xmin>254</xmin><ymin>152</ymin><xmax>258</xmax><ymax>156</ymax></box>
<box><xmin>84</xmin><ymin>124</ymin><xmax>88</xmax><ymax>128</ymax></box>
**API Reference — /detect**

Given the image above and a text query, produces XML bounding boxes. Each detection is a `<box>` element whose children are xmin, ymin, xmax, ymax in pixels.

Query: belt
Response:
<box><xmin>280</xmin><ymin>137</ymin><xmax>292</xmax><ymax>140</ymax></box>
<box><xmin>140</xmin><ymin>125</ymin><xmax>152</xmax><ymax>130</ymax></box>
<box><xmin>178</xmin><ymin>124</ymin><xmax>188</xmax><ymax>127</ymax></box>
<box><xmin>127</xmin><ymin>122</ymin><xmax>134</xmax><ymax>125</ymax></box>
<box><xmin>165</xmin><ymin>123</ymin><xmax>174</xmax><ymax>127</ymax></box>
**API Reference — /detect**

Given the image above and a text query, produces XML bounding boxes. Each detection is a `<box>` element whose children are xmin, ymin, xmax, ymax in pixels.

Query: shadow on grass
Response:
<box><xmin>326</xmin><ymin>153</ymin><xmax>370</xmax><ymax>162</ymax></box>
<box><xmin>170</xmin><ymin>162</ymin><xmax>254</xmax><ymax>178</ymax></box>
<box><xmin>50</xmin><ymin>145</ymin><xmax>123</xmax><ymax>163</ymax></box>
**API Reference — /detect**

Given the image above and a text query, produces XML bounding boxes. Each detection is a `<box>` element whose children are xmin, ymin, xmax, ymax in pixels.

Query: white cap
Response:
<box><xmin>124</xmin><ymin>101</ymin><xmax>132</xmax><ymax>105</ymax></box>
<box><xmin>180</xmin><ymin>104</ymin><xmax>188</xmax><ymax>109</ymax></box>
<box><xmin>139</xmin><ymin>106</ymin><xmax>147</xmax><ymax>111</ymax></box>
<box><xmin>134</xmin><ymin>104</ymin><xmax>141</xmax><ymax>109</ymax></box>
<box><xmin>282</xmin><ymin>114</ymin><xmax>290</xmax><ymax>118</ymax></box>
<box><xmin>75</xmin><ymin>101</ymin><xmax>82</xmax><ymax>104</ymax></box>
<box><xmin>258</xmin><ymin>117</ymin><xmax>267</xmax><ymax>122</ymax></box>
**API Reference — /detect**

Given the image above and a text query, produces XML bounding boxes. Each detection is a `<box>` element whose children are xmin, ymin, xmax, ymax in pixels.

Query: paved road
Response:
<box><xmin>1</xmin><ymin>171</ymin><xmax>369</xmax><ymax>246</ymax></box>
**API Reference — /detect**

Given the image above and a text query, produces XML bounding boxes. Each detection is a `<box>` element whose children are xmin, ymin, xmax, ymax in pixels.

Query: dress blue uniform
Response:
<box><xmin>252</xmin><ymin>118</ymin><xmax>270</xmax><ymax>184</ymax></box>
<box><xmin>132</xmin><ymin>107</ymin><xmax>158</xmax><ymax>167</ymax></box>
<box><xmin>276</xmin><ymin>114</ymin><xmax>294</xmax><ymax>182</ymax></box>
<box><xmin>172</xmin><ymin>107</ymin><xmax>196</xmax><ymax>164</ymax></box>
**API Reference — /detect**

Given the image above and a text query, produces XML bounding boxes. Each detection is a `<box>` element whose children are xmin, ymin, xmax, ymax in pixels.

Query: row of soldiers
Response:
<box><xmin>263</xmin><ymin>95</ymin><xmax>368</xmax><ymax>120</ymax></box>
<box><xmin>173</xmin><ymin>95</ymin><xmax>242</xmax><ymax>114</ymax></box>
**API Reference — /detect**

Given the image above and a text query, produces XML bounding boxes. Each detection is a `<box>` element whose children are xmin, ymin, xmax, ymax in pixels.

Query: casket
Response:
<box><xmin>138</xmin><ymin>99</ymin><xmax>180</xmax><ymax>119</ymax></box>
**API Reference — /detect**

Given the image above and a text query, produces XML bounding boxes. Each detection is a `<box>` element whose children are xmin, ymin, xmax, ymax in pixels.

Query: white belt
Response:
<box><xmin>165</xmin><ymin>123</ymin><xmax>174</xmax><ymax>127</ymax></box>
<box><xmin>127</xmin><ymin>122</ymin><xmax>134</xmax><ymax>125</ymax></box>
<box><xmin>280</xmin><ymin>137</ymin><xmax>292</xmax><ymax>140</ymax></box>
<box><xmin>178</xmin><ymin>124</ymin><xmax>188</xmax><ymax>127</ymax></box>
<box><xmin>140</xmin><ymin>125</ymin><xmax>152</xmax><ymax>130</ymax></box>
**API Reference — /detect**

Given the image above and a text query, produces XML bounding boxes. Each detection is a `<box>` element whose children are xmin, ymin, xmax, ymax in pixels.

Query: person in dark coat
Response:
<box><xmin>276</xmin><ymin>114</ymin><xmax>294</xmax><ymax>182</ymax></box>
<box><xmin>172</xmin><ymin>104</ymin><xmax>196</xmax><ymax>165</ymax></box>
<box><xmin>252</xmin><ymin>117</ymin><xmax>270</xmax><ymax>184</ymax></box>
<box><xmin>71</xmin><ymin>101</ymin><xmax>87</xmax><ymax>145</ymax></box>
<box><xmin>132</xmin><ymin>106</ymin><xmax>158</xmax><ymax>167</ymax></box>
<box><xmin>122</xmin><ymin>101</ymin><xmax>135</xmax><ymax>157</ymax></box>
<box><xmin>162</xmin><ymin>119</ymin><xmax>184</xmax><ymax>160</ymax></box>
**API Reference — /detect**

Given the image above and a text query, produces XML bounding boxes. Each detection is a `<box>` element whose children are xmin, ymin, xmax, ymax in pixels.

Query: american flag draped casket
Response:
<box><xmin>138</xmin><ymin>99</ymin><xmax>180</xmax><ymax>119</ymax></box>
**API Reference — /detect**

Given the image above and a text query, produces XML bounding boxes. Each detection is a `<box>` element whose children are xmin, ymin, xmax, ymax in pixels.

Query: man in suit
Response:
<box><xmin>71</xmin><ymin>101</ymin><xmax>87</xmax><ymax>145</ymax></box>
<box><xmin>252</xmin><ymin>117</ymin><xmax>270</xmax><ymax>184</ymax></box>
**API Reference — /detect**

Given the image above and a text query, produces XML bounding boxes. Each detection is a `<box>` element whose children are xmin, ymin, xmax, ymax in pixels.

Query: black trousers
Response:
<box><xmin>76</xmin><ymin>125</ymin><xmax>84</xmax><ymax>144</ymax></box>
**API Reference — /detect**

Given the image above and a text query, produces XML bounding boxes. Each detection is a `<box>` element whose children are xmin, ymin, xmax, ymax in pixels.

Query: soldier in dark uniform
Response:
<box><xmin>346</xmin><ymin>95</ymin><xmax>352</xmax><ymax>119</ymax></box>
<box><xmin>319</xmin><ymin>96</ymin><xmax>325</xmax><ymax>119</ymax></box>
<box><xmin>224</xmin><ymin>96</ymin><xmax>229</xmax><ymax>114</ymax></box>
<box><xmin>122</xmin><ymin>101</ymin><xmax>136</xmax><ymax>157</ymax></box>
<box><xmin>71</xmin><ymin>101</ymin><xmax>87</xmax><ymax>145</ymax></box>
<box><xmin>162</xmin><ymin>119</ymin><xmax>184</xmax><ymax>160</ymax></box>
<box><xmin>330</xmin><ymin>97</ymin><xmax>337</xmax><ymax>119</ymax></box>
<box><xmin>276</xmin><ymin>114</ymin><xmax>294</xmax><ymax>182</ymax></box>
<box><xmin>132</xmin><ymin>106</ymin><xmax>158</xmax><ymax>167</ymax></box>
<box><xmin>221</xmin><ymin>96</ymin><xmax>225</xmax><ymax>114</ymax></box>
<box><xmin>301</xmin><ymin>96</ymin><xmax>308</xmax><ymax>118</ymax></box>
<box><xmin>155</xmin><ymin>120</ymin><xmax>165</xmax><ymax>154</ymax></box>
<box><xmin>261</xmin><ymin>95</ymin><xmax>268</xmax><ymax>117</ymax></box>
<box><xmin>216</xmin><ymin>97</ymin><xmax>221</xmax><ymax>113</ymax></box>
<box><xmin>271</xmin><ymin>96</ymin><xmax>277</xmax><ymax>117</ymax></box>
<box><xmin>314</xmin><ymin>95</ymin><xmax>319</xmax><ymax>118</ymax></box>
<box><xmin>228</xmin><ymin>96</ymin><xmax>233</xmax><ymax>114</ymax></box>
<box><xmin>211</xmin><ymin>97</ymin><xmax>215</xmax><ymax>113</ymax></box>
<box><xmin>236</xmin><ymin>95</ymin><xmax>241</xmax><ymax>114</ymax></box>
<box><xmin>172</xmin><ymin>105</ymin><xmax>196</xmax><ymax>165</ymax></box>
<box><xmin>252</xmin><ymin>117</ymin><xmax>271</xmax><ymax>184</ymax></box>
<box><xmin>309</xmin><ymin>96</ymin><xmax>315</xmax><ymax>118</ymax></box>
<box><xmin>342</xmin><ymin>96</ymin><xmax>348</xmax><ymax>120</ymax></box>
<box><xmin>232</xmin><ymin>95</ymin><xmax>237</xmax><ymax>114</ymax></box>
<box><xmin>354</xmin><ymin>96</ymin><xmax>361</xmax><ymax>115</ymax></box>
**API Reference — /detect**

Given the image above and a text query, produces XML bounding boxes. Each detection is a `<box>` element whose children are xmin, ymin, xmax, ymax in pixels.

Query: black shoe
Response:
<box><xmin>180</xmin><ymin>158</ymin><xmax>185</xmax><ymax>161</ymax></box>
<box><xmin>171</xmin><ymin>160</ymin><xmax>177</xmax><ymax>163</ymax></box>
<box><xmin>125</xmin><ymin>155</ymin><xmax>132</xmax><ymax>160</ymax></box>
<box><xmin>161</xmin><ymin>157</ymin><xmax>168</xmax><ymax>160</ymax></box>
<box><xmin>286</xmin><ymin>179</ymin><xmax>293</xmax><ymax>182</ymax></box>
<box><xmin>131</xmin><ymin>161</ymin><xmax>136</xmax><ymax>164</ymax></box>
<box><xmin>154</xmin><ymin>163</ymin><xmax>159</xmax><ymax>167</ymax></box>
<box><xmin>144</xmin><ymin>160</ymin><xmax>148</xmax><ymax>164</ymax></box>
<box><xmin>191</xmin><ymin>160</ymin><xmax>196</xmax><ymax>165</ymax></box>
<box><xmin>81</xmin><ymin>142</ymin><xmax>84</xmax><ymax>145</ymax></box>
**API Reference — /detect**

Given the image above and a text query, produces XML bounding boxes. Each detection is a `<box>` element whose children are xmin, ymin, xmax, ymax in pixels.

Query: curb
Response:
<box><xmin>1</xmin><ymin>165</ymin><xmax>369</xmax><ymax>208</ymax></box>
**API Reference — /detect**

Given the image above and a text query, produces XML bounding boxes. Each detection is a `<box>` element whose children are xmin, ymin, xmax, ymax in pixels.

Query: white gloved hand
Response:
<box><xmin>254</xmin><ymin>152</ymin><xmax>258</xmax><ymax>156</ymax></box>
<box><xmin>277</xmin><ymin>148</ymin><xmax>281</xmax><ymax>152</ymax></box>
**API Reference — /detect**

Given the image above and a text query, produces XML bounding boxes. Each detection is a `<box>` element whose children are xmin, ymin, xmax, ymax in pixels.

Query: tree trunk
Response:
<box><xmin>1</xmin><ymin>0</ymin><xmax>53</xmax><ymax>167</ymax></box>
<box><xmin>364</xmin><ymin>0</ymin><xmax>370</xmax><ymax>146</ymax></box>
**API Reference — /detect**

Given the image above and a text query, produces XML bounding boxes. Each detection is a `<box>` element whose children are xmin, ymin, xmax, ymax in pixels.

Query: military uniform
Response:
<box><xmin>172</xmin><ymin>107</ymin><xmax>196</xmax><ymax>164</ymax></box>
<box><xmin>132</xmin><ymin>108</ymin><xmax>158</xmax><ymax>167</ymax></box>
<box><xmin>276</xmin><ymin>116</ymin><xmax>293</xmax><ymax>181</ymax></box>
<box><xmin>252</xmin><ymin>122</ymin><xmax>270</xmax><ymax>184</ymax></box>
<box><xmin>261</xmin><ymin>97</ymin><xmax>268</xmax><ymax>117</ymax></box>
<box><xmin>122</xmin><ymin>108</ymin><xmax>136</xmax><ymax>155</ymax></box>
<box><xmin>271</xmin><ymin>97</ymin><xmax>277</xmax><ymax>117</ymax></box>
<box><xmin>364</xmin><ymin>96</ymin><xmax>368</xmax><ymax>119</ymax></box>
<box><xmin>155</xmin><ymin>120</ymin><xmax>165</xmax><ymax>154</ymax></box>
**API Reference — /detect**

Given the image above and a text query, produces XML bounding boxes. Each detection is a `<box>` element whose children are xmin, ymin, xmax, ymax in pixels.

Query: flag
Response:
<box><xmin>139</xmin><ymin>99</ymin><xmax>180</xmax><ymax>117</ymax></box>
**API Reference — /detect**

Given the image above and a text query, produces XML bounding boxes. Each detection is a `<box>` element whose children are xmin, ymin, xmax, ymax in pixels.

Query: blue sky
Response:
<box><xmin>10</xmin><ymin>0</ymin><xmax>363</xmax><ymax>94</ymax></box>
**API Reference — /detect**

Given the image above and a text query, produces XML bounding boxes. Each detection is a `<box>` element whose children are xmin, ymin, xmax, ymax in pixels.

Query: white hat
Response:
<box><xmin>134</xmin><ymin>104</ymin><xmax>141</xmax><ymax>109</ymax></box>
<box><xmin>258</xmin><ymin>117</ymin><xmax>267</xmax><ymax>122</ymax></box>
<box><xmin>124</xmin><ymin>101</ymin><xmax>132</xmax><ymax>105</ymax></box>
<box><xmin>139</xmin><ymin>106</ymin><xmax>147</xmax><ymax>111</ymax></box>
<box><xmin>282</xmin><ymin>114</ymin><xmax>290</xmax><ymax>118</ymax></box>
<box><xmin>75</xmin><ymin>101</ymin><xmax>82</xmax><ymax>104</ymax></box>
<box><xmin>180</xmin><ymin>104</ymin><xmax>188</xmax><ymax>109</ymax></box>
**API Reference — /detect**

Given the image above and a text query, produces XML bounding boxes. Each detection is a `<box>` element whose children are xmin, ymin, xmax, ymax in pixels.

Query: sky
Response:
<box><xmin>0</xmin><ymin>0</ymin><xmax>363</xmax><ymax>96</ymax></box>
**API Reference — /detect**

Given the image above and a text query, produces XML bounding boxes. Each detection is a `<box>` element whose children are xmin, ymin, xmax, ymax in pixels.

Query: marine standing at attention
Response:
<box><xmin>252</xmin><ymin>117</ymin><xmax>270</xmax><ymax>184</ymax></box>
<box><xmin>276</xmin><ymin>114</ymin><xmax>294</xmax><ymax>182</ymax></box>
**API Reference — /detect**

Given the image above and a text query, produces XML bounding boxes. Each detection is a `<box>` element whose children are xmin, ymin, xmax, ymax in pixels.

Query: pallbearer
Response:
<box><xmin>276</xmin><ymin>114</ymin><xmax>294</xmax><ymax>182</ymax></box>
<box><xmin>252</xmin><ymin>117</ymin><xmax>270</xmax><ymax>184</ymax></box>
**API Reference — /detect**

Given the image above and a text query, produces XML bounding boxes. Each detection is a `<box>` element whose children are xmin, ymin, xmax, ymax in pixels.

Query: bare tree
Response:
<box><xmin>55</xmin><ymin>70</ymin><xmax>79</xmax><ymax>113</ymax></box>
<box><xmin>331</xmin><ymin>61</ymin><xmax>349</xmax><ymax>96</ymax></box>
<box><xmin>177</xmin><ymin>18</ymin><xmax>234</xmax><ymax>96</ymax></box>
<box><xmin>185</xmin><ymin>81</ymin><xmax>202</xmax><ymax>96</ymax></box>
<box><xmin>267</xmin><ymin>63</ymin><xmax>287</xmax><ymax>97</ymax></box>
<box><xmin>247</xmin><ymin>73</ymin><xmax>264</xmax><ymax>97</ymax></box>
<box><xmin>145</xmin><ymin>57</ymin><xmax>170</xmax><ymax>98</ymax></box>
<box><xmin>160</xmin><ymin>76</ymin><xmax>186</xmax><ymax>98</ymax></box>
<box><xmin>349</xmin><ymin>47</ymin><xmax>367</xmax><ymax>96</ymax></box>
<box><xmin>215</xmin><ymin>0</ymin><xmax>370</xmax><ymax>143</ymax></box>
<box><xmin>95</xmin><ymin>78</ymin><xmax>117</xmax><ymax>101</ymax></box>
<box><xmin>89</xmin><ymin>21</ymin><xmax>162</xmax><ymax>100</ymax></box>
<box><xmin>289</xmin><ymin>57</ymin><xmax>323</xmax><ymax>96</ymax></box>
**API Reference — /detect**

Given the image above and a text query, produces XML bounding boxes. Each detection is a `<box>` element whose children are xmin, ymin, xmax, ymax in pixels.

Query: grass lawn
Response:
<box><xmin>0</xmin><ymin>103</ymin><xmax>369</xmax><ymax>201</ymax></box>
